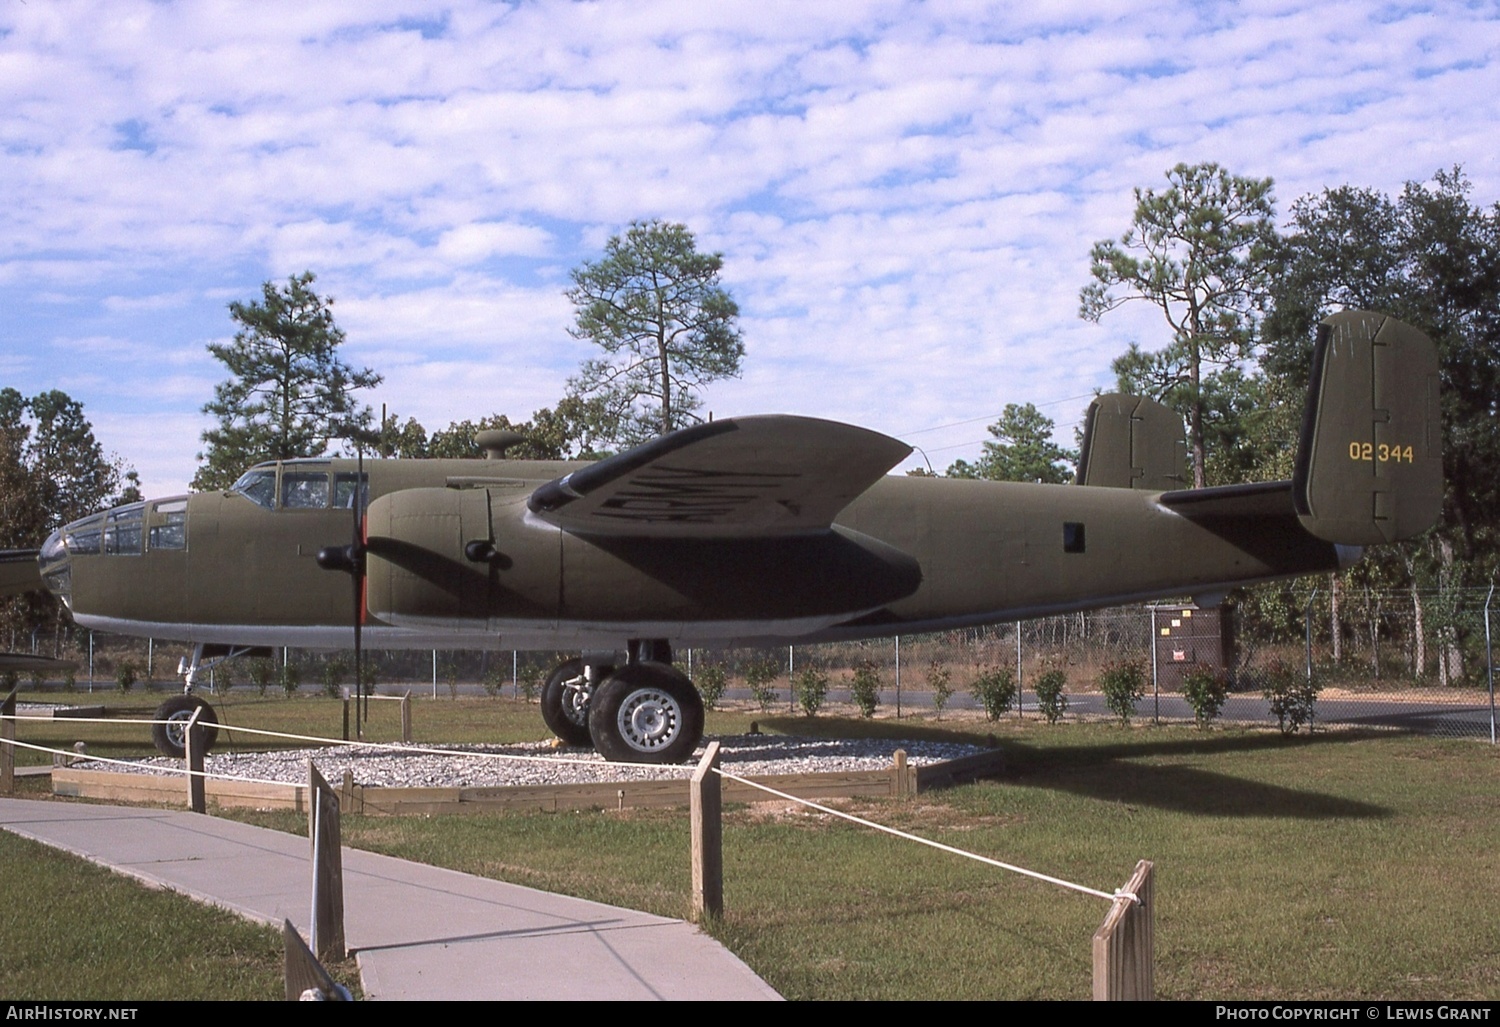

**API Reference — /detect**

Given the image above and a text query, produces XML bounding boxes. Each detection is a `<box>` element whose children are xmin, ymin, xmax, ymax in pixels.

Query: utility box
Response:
<box><xmin>1150</xmin><ymin>603</ymin><xmax>1235</xmax><ymax>690</ymax></box>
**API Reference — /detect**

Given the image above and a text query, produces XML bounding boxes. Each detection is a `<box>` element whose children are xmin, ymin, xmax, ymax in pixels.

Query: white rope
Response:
<box><xmin>0</xmin><ymin>712</ymin><xmax>674</xmax><ymax>771</ymax></box>
<box><xmin>715</xmin><ymin>767</ymin><xmax>1131</xmax><ymax>904</ymax></box>
<box><xmin>2</xmin><ymin>736</ymin><xmax>295</xmax><ymax>789</ymax></box>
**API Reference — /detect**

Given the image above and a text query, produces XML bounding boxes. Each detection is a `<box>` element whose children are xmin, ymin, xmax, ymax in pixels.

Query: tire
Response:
<box><xmin>151</xmin><ymin>695</ymin><xmax>220</xmax><ymax>759</ymax></box>
<box><xmin>540</xmin><ymin>659</ymin><xmax>599</xmax><ymax>747</ymax></box>
<box><xmin>588</xmin><ymin>662</ymin><xmax>704</xmax><ymax>764</ymax></box>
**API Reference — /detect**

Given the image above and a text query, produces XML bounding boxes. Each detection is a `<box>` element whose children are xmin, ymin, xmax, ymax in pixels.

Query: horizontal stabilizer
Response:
<box><xmin>1158</xmin><ymin>480</ymin><xmax>1295</xmax><ymax>519</ymax></box>
<box><xmin>0</xmin><ymin>550</ymin><xmax>41</xmax><ymax>597</ymax></box>
<box><xmin>528</xmin><ymin>415</ymin><xmax>912</xmax><ymax>537</ymax></box>
<box><xmin>1292</xmin><ymin>311</ymin><xmax>1443</xmax><ymax>545</ymax></box>
<box><xmin>1077</xmin><ymin>394</ymin><xmax>1187</xmax><ymax>490</ymax></box>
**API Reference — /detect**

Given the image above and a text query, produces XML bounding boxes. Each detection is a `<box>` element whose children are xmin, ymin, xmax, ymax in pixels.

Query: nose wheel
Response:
<box><xmin>588</xmin><ymin>662</ymin><xmax>704</xmax><ymax>764</ymax></box>
<box><xmin>151</xmin><ymin>694</ymin><xmax>219</xmax><ymax>759</ymax></box>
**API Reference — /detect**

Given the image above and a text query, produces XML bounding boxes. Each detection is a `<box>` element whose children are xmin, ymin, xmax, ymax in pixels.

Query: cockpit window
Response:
<box><xmin>281</xmin><ymin>471</ymin><xmax>331</xmax><ymax>510</ymax></box>
<box><xmin>334</xmin><ymin>472</ymin><xmax>369</xmax><ymax>510</ymax></box>
<box><xmin>64</xmin><ymin>515</ymin><xmax>103</xmax><ymax>555</ymax></box>
<box><xmin>230</xmin><ymin>469</ymin><xmax>276</xmax><ymax>510</ymax></box>
<box><xmin>103</xmin><ymin>503</ymin><xmax>145</xmax><ymax>556</ymax></box>
<box><xmin>148</xmin><ymin>499</ymin><xmax>187</xmax><ymax>551</ymax></box>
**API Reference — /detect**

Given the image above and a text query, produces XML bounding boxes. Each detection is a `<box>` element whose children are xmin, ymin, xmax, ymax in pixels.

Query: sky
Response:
<box><xmin>3</xmin><ymin>0</ymin><xmax>1498</xmax><ymax>498</ymax></box>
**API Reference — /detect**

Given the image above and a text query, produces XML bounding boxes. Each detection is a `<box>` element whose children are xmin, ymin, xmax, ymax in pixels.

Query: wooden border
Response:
<box><xmin>51</xmin><ymin>744</ymin><xmax>1007</xmax><ymax>815</ymax></box>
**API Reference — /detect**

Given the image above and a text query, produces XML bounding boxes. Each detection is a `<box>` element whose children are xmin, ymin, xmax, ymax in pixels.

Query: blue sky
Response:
<box><xmin>3</xmin><ymin>0</ymin><xmax>1498</xmax><ymax>497</ymax></box>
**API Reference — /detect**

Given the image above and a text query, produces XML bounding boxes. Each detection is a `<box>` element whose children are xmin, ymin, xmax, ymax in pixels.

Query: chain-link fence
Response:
<box><xmin>9</xmin><ymin>587</ymin><xmax>1495</xmax><ymax>741</ymax></box>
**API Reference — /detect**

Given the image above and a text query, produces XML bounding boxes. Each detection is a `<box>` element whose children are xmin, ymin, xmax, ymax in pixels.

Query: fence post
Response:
<box><xmin>1</xmin><ymin>685</ymin><xmax>16</xmax><ymax>795</ymax></box>
<box><xmin>400</xmin><ymin>691</ymin><xmax>412</xmax><ymax>744</ymax></box>
<box><xmin>1092</xmin><ymin>859</ymin><xmax>1154</xmax><ymax>1000</ymax></box>
<box><xmin>308</xmin><ymin>760</ymin><xmax>346</xmax><ymax>962</ymax></box>
<box><xmin>283</xmin><ymin>919</ymin><xmax>351</xmax><ymax>1001</ymax></box>
<box><xmin>1486</xmin><ymin>583</ymin><xmax>1495</xmax><ymax>746</ymax></box>
<box><xmin>690</xmin><ymin>741</ymin><xmax>722</xmax><ymax>921</ymax></box>
<box><xmin>185</xmin><ymin>706</ymin><xmax>206</xmax><ymax>814</ymax></box>
<box><xmin>890</xmin><ymin>748</ymin><xmax>916</xmax><ymax>798</ymax></box>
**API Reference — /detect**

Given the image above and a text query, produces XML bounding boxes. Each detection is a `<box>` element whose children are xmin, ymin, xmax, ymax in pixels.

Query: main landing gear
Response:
<box><xmin>540</xmin><ymin>641</ymin><xmax>705</xmax><ymax>764</ymax></box>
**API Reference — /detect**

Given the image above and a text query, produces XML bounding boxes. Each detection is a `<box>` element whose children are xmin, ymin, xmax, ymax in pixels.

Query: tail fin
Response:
<box><xmin>1077</xmin><ymin>394</ymin><xmax>1187</xmax><ymax>490</ymax></box>
<box><xmin>1292</xmin><ymin>311</ymin><xmax>1443</xmax><ymax>545</ymax></box>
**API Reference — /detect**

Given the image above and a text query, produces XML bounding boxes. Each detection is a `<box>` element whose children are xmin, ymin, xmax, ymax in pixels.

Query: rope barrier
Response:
<box><xmin>4</xmin><ymin>711</ymin><xmax>1134</xmax><ymax>904</ymax></box>
<box><xmin>2</xmin><ymin>736</ymin><xmax>294</xmax><ymax>789</ymax></box>
<box><xmin>715</xmin><ymin>767</ymin><xmax>1132</xmax><ymax>904</ymax></box>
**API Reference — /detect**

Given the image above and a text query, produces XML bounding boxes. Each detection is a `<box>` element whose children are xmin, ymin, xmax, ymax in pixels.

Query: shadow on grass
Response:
<box><xmin>757</xmin><ymin>715</ymin><xmax>1393</xmax><ymax>821</ymax></box>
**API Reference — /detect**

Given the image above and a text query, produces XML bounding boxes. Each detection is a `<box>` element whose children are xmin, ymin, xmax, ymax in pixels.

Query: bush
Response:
<box><xmin>794</xmin><ymin>666</ymin><xmax>829</xmax><ymax>717</ymax></box>
<box><xmin>62</xmin><ymin>668</ymin><xmax>76</xmax><ymax>693</ymax></box>
<box><xmin>1</xmin><ymin>669</ymin><xmax>18</xmax><ymax>695</ymax></box>
<box><xmin>1098</xmin><ymin>660</ymin><xmax>1145</xmax><ymax>724</ymax></box>
<box><xmin>696</xmin><ymin>665</ymin><xmax>727</xmax><ymax>710</ymax></box>
<box><xmin>1181</xmin><ymin>668</ymin><xmax>1228</xmax><ymax>729</ymax></box>
<box><xmin>115</xmin><ymin>662</ymin><xmax>137</xmax><ymax>693</ymax></box>
<box><xmin>1262</xmin><ymin>661</ymin><xmax>1319</xmax><ymax>734</ymax></box>
<box><xmin>246</xmin><ymin>658</ymin><xmax>275</xmax><ymax>696</ymax></box>
<box><xmin>211</xmin><ymin>663</ymin><xmax>233</xmax><ymax>694</ymax></box>
<box><xmin>849</xmin><ymin>660</ymin><xmax>881</xmax><ymax>718</ymax></box>
<box><xmin>321</xmin><ymin>658</ymin><xmax>347</xmax><ymax>699</ymax></box>
<box><xmin>971</xmin><ymin>666</ymin><xmax>1016</xmax><ymax>721</ymax></box>
<box><xmin>926</xmin><ymin>660</ymin><xmax>953</xmax><ymax>719</ymax></box>
<box><xmin>481</xmin><ymin>666</ymin><xmax>503</xmax><ymax>698</ymax></box>
<box><xmin>1033</xmin><ymin>667</ymin><xmax>1069</xmax><ymax>724</ymax></box>
<box><xmin>279</xmin><ymin>663</ymin><xmax>301</xmax><ymax>697</ymax></box>
<box><xmin>745</xmin><ymin>658</ymin><xmax>780</xmax><ymax>713</ymax></box>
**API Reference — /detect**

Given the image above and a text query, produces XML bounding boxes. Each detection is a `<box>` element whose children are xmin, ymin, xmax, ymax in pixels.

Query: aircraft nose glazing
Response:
<box><xmin>38</xmin><ymin>527</ymin><xmax>71</xmax><ymax>605</ymax></box>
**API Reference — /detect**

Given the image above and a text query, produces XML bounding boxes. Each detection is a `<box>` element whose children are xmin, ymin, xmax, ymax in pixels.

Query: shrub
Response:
<box><xmin>1262</xmin><ymin>661</ymin><xmax>1319</xmax><ymax>734</ymax></box>
<box><xmin>1</xmin><ymin>669</ymin><xmax>18</xmax><ymax>695</ymax></box>
<box><xmin>28</xmin><ymin>669</ymin><xmax>46</xmax><ymax>692</ymax></box>
<box><xmin>849</xmin><ymin>660</ymin><xmax>881</xmax><ymax>718</ymax></box>
<box><xmin>62</xmin><ymin>668</ymin><xmax>76</xmax><ymax>693</ymax></box>
<box><xmin>444</xmin><ymin>661</ymin><xmax>460</xmax><ymax>700</ymax></box>
<box><xmin>926</xmin><ymin>660</ymin><xmax>953</xmax><ymax>719</ymax></box>
<box><xmin>481</xmin><ymin>666</ymin><xmax>503</xmax><ymax>698</ymax></box>
<box><xmin>279</xmin><ymin>663</ymin><xmax>301</xmax><ymax>697</ymax></box>
<box><xmin>1181</xmin><ymin>668</ymin><xmax>1228</xmax><ymax>729</ymax></box>
<box><xmin>1098</xmin><ymin>660</ymin><xmax>1145</xmax><ymax>724</ymax></box>
<box><xmin>248</xmin><ymin>658</ymin><xmax>275</xmax><ymax>697</ymax></box>
<box><xmin>696</xmin><ymin>665</ymin><xmax>727</xmax><ymax>710</ymax></box>
<box><xmin>794</xmin><ymin>666</ymin><xmax>829</xmax><ymax>717</ymax></box>
<box><xmin>971</xmin><ymin>666</ymin><xmax>1016</xmax><ymax>721</ymax></box>
<box><xmin>115</xmin><ymin>662</ymin><xmax>137</xmax><ymax>693</ymax></box>
<box><xmin>1033</xmin><ymin>667</ymin><xmax>1069</xmax><ymax>724</ymax></box>
<box><xmin>745</xmin><ymin>658</ymin><xmax>780</xmax><ymax>713</ymax></box>
<box><xmin>321</xmin><ymin>658</ymin><xmax>347</xmax><ymax>699</ymax></box>
<box><xmin>212</xmin><ymin>663</ymin><xmax>233</xmax><ymax>694</ymax></box>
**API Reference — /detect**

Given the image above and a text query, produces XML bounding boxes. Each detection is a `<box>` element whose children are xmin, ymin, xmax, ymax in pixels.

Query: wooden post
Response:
<box><xmin>890</xmin><ymin>748</ymin><xmax>915</xmax><ymax>797</ymax></box>
<box><xmin>342</xmin><ymin>694</ymin><xmax>350</xmax><ymax>742</ymax></box>
<box><xmin>283</xmin><ymin>919</ymin><xmax>351</xmax><ymax>1002</ymax></box>
<box><xmin>185</xmin><ymin>706</ymin><xmax>206</xmax><ymax>814</ymax></box>
<box><xmin>690</xmin><ymin>740</ymin><xmax>722</xmax><ymax>921</ymax></box>
<box><xmin>1092</xmin><ymin>859</ymin><xmax>1154</xmax><ymax>1000</ymax></box>
<box><xmin>308</xmin><ymin>760</ymin><xmax>346</xmax><ymax>962</ymax></box>
<box><xmin>399</xmin><ymin>691</ymin><xmax>412</xmax><ymax>744</ymax></box>
<box><xmin>1</xmin><ymin>686</ymin><xmax>17</xmax><ymax>794</ymax></box>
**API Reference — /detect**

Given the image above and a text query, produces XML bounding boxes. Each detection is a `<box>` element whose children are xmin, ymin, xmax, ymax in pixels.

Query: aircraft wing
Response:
<box><xmin>0</xmin><ymin>549</ymin><xmax>41</xmax><ymax>597</ymax></box>
<box><xmin>1157</xmin><ymin>481</ymin><xmax>1295</xmax><ymax>519</ymax></box>
<box><xmin>527</xmin><ymin>415</ymin><xmax>912</xmax><ymax>537</ymax></box>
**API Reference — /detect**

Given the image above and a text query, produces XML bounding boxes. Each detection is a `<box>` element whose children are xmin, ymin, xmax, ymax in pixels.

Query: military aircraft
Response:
<box><xmin>8</xmin><ymin>311</ymin><xmax>1443</xmax><ymax>763</ymax></box>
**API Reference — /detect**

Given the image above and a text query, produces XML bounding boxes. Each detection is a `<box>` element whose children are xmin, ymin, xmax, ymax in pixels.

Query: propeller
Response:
<box><xmin>316</xmin><ymin>449</ymin><xmax>367</xmax><ymax>739</ymax></box>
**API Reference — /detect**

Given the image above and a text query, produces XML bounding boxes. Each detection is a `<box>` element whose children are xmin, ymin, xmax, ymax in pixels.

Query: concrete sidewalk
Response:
<box><xmin>0</xmin><ymin>797</ymin><xmax>780</xmax><ymax>1001</ymax></box>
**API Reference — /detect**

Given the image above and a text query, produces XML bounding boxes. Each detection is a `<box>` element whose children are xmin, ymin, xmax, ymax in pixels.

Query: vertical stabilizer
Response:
<box><xmin>1077</xmin><ymin>394</ymin><xmax>1187</xmax><ymax>490</ymax></box>
<box><xmin>1292</xmin><ymin>311</ymin><xmax>1443</xmax><ymax>544</ymax></box>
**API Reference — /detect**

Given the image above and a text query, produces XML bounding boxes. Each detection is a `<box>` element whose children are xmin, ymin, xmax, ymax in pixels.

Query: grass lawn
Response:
<box><xmin>6</xmin><ymin>694</ymin><xmax>1499</xmax><ymax>1000</ymax></box>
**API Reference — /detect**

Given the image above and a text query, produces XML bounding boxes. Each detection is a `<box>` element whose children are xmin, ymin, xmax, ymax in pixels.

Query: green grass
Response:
<box><xmin>0</xmin><ymin>829</ymin><xmax>297</xmax><ymax>1000</ymax></box>
<box><xmin>10</xmin><ymin>696</ymin><xmax>1500</xmax><ymax>1000</ymax></box>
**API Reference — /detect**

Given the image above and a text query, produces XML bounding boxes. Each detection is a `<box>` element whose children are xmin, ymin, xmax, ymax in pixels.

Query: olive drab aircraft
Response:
<box><xmin>6</xmin><ymin>311</ymin><xmax>1444</xmax><ymax>763</ymax></box>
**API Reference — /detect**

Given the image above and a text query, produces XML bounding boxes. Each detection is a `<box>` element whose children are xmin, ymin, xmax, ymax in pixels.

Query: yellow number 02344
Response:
<box><xmin>1348</xmin><ymin>442</ymin><xmax>1415</xmax><ymax>463</ymax></box>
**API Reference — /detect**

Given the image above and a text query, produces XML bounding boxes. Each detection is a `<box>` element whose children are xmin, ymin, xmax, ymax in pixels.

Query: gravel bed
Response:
<box><xmin>78</xmin><ymin>735</ymin><xmax>987</xmax><ymax>789</ymax></box>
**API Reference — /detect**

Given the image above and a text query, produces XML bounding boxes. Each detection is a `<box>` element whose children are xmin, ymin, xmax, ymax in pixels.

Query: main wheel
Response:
<box><xmin>541</xmin><ymin>658</ymin><xmax>600</xmax><ymax>747</ymax></box>
<box><xmin>151</xmin><ymin>695</ymin><xmax>220</xmax><ymax>759</ymax></box>
<box><xmin>588</xmin><ymin>662</ymin><xmax>704</xmax><ymax>764</ymax></box>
